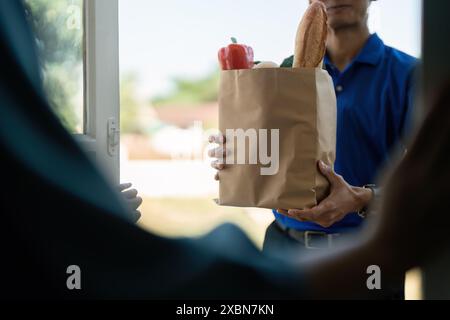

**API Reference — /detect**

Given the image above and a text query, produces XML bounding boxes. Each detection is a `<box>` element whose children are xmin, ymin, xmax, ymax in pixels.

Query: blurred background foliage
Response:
<box><xmin>151</xmin><ymin>70</ymin><xmax>219</xmax><ymax>107</ymax></box>
<box><xmin>120</xmin><ymin>72</ymin><xmax>142</xmax><ymax>134</ymax></box>
<box><xmin>24</xmin><ymin>0</ymin><xmax>220</xmax><ymax>135</ymax></box>
<box><xmin>24</xmin><ymin>0</ymin><xmax>83</xmax><ymax>133</ymax></box>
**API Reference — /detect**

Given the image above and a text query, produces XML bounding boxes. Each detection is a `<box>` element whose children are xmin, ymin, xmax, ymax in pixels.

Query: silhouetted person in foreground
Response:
<box><xmin>0</xmin><ymin>0</ymin><xmax>449</xmax><ymax>299</ymax></box>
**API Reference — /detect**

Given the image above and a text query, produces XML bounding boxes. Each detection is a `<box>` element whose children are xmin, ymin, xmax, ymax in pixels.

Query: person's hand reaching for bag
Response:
<box><xmin>118</xmin><ymin>183</ymin><xmax>142</xmax><ymax>223</ymax></box>
<box><xmin>209</xmin><ymin>134</ymin><xmax>228</xmax><ymax>181</ymax></box>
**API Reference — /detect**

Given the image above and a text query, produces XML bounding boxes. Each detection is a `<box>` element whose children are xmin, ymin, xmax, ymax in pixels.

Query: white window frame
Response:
<box><xmin>74</xmin><ymin>0</ymin><xmax>120</xmax><ymax>185</ymax></box>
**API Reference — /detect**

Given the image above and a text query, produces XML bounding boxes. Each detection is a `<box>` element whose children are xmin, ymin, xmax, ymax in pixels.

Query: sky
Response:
<box><xmin>118</xmin><ymin>0</ymin><xmax>422</xmax><ymax>99</ymax></box>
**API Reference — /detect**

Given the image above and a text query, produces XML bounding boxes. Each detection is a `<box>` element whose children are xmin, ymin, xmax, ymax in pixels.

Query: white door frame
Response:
<box><xmin>75</xmin><ymin>0</ymin><xmax>120</xmax><ymax>185</ymax></box>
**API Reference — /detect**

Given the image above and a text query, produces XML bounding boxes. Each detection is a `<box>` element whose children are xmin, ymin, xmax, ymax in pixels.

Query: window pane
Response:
<box><xmin>25</xmin><ymin>0</ymin><xmax>85</xmax><ymax>133</ymax></box>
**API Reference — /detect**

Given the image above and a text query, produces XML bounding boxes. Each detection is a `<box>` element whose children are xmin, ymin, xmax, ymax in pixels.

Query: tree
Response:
<box><xmin>24</xmin><ymin>0</ymin><xmax>84</xmax><ymax>132</ymax></box>
<box><xmin>151</xmin><ymin>70</ymin><xmax>219</xmax><ymax>107</ymax></box>
<box><xmin>120</xmin><ymin>73</ymin><xmax>142</xmax><ymax>134</ymax></box>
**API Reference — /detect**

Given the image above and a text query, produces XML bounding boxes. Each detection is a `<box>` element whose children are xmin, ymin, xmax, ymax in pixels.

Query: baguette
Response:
<box><xmin>293</xmin><ymin>1</ymin><xmax>328</xmax><ymax>68</ymax></box>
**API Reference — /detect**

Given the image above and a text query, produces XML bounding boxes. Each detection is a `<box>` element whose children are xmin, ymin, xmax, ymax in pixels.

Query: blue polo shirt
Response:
<box><xmin>274</xmin><ymin>33</ymin><xmax>417</xmax><ymax>233</ymax></box>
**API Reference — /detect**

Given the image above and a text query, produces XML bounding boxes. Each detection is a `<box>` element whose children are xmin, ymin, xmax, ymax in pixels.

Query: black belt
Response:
<box><xmin>276</xmin><ymin>220</ymin><xmax>341</xmax><ymax>250</ymax></box>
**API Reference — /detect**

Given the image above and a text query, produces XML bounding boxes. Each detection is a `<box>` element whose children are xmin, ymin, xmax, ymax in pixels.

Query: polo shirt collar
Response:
<box><xmin>324</xmin><ymin>33</ymin><xmax>385</xmax><ymax>68</ymax></box>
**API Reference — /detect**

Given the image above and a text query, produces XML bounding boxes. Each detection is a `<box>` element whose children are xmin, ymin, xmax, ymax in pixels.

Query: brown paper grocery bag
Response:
<box><xmin>218</xmin><ymin>67</ymin><xmax>336</xmax><ymax>210</ymax></box>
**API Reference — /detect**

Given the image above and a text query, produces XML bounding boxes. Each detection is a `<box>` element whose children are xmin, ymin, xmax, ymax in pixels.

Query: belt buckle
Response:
<box><xmin>305</xmin><ymin>231</ymin><xmax>337</xmax><ymax>250</ymax></box>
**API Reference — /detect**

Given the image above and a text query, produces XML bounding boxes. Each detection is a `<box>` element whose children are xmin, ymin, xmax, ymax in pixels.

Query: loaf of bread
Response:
<box><xmin>293</xmin><ymin>1</ymin><xmax>328</xmax><ymax>68</ymax></box>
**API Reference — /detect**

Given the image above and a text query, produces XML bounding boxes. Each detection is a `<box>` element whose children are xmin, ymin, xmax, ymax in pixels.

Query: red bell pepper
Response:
<box><xmin>218</xmin><ymin>37</ymin><xmax>254</xmax><ymax>70</ymax></box>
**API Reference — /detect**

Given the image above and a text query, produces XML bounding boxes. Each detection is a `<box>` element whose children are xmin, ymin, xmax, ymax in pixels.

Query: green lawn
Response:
<box><xmin>138</xmin><ymin>197</ymin><xmax>273</xmax><ymax>248</ymax></box>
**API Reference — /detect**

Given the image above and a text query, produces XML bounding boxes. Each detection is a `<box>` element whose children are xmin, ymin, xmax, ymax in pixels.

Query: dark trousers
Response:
<box><xmin>262</xmin><ymin>221</ymin><xmax>405</xmax><ymax>300</ymax></box>
<box><xmin>263</xmin><ymin>221</ymin><xmax>309</xmax><ymax>254</ymax></box>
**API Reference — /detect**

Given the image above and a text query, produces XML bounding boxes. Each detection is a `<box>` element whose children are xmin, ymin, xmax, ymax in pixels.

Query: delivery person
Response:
<box><xmin>211</xmin><ymin>0</ymin><xmax>417</xmax><ymax>254</ymax></box>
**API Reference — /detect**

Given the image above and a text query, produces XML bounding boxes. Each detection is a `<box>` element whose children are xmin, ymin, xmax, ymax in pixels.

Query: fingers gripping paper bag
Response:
<box><xmin>218</xmin><ymin>2</ymin><xmax>337</xmax><ymax>209</ymax></box>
